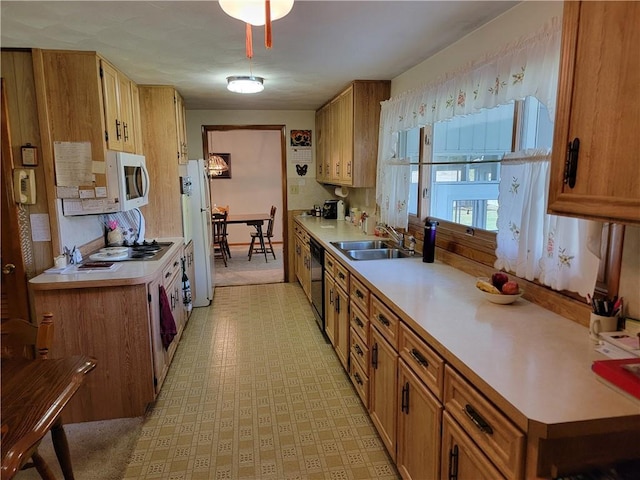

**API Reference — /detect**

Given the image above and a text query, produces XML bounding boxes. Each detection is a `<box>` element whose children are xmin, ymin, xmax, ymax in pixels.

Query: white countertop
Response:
<box><xmin>296</xmin><ymin>216</ymin><xmax>640</xmax><ymax>438</ymax></box>
<box><xmin>29</xmin><ymin>237</ymin><xmax>184</xmax><ymax>290</ymax></box>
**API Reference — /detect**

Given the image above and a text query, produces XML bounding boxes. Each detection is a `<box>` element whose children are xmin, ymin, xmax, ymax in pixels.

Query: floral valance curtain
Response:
<box><xmin>495</xmin><ymin>150</ymin><xmax>602</xmax><ymax>297</ymax></box>
<box><xmin>376</xmin><ymin>17</ymin><xmax>562</xmax><ymax>228</ymax></box>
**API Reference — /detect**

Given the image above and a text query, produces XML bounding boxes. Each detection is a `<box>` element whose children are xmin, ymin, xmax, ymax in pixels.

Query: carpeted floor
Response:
<box><xmin>214</xmin><ymin>244</ymin><xmax>284</xmax><ymax>286</ymax></box>
<box><xmin>16</xmin><ymin>417</ymin><xmax>143</xmax><ymax>480</ymax></box>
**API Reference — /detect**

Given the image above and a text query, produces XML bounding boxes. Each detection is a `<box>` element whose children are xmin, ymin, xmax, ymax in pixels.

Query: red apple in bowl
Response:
<box><xmin>491</xmin><ymin>272</ymin><xmax>509</xmax><ymax>290</ymax></box>
<box><xmin>501</xmin><ymin>281</ymin><xmax>520</xmax><ymax>295</ymax></box>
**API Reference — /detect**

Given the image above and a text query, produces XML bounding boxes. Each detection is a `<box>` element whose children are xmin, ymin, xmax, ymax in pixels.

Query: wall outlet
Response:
<box><xmin>290</xmin><ymin>184</ymin><xmax>299</xmax><ymax>195</ymax></box>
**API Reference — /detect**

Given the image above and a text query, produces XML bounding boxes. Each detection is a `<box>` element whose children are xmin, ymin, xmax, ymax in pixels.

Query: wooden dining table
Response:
<box><xmin>1</xmin><ymin>355</ymin><xmax>97</xmax><ymax>480</ymax></box>
<box><xmin>225</xmin><ymin>213</ymin><xmax>272</xmax><ymax>262</ymax></box>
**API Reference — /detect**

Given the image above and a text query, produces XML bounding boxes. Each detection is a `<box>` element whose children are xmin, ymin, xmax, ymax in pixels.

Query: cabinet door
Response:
<box><xmin>101</xmin><ymin>61</ymin><xmax>123</xmax><ymax>151</ymax></box>
<box><xmin>334</xmin><ymin>285</ymin><xmax>350</xmax><ymax>370</ymax></box>
<box><xmin>324</xmin><ymin>275</ymin><xmax>336</xmax><ymax>346</ymax></box>
<box><xmin>175</xmin><ymin>91</ymin><xmax>188</xmax><ymax>164</ymax></box>
<box><xmin>148</xmin><ymin>277</ymin><xmax>169</xmax><ymax>394</ymax></box>
<box><xmin>397</xmin><ymin>359</ymin><xmax>442</xmax><ymax>480</ymax></box>
<box><xmin>118</xmin><ymin>74</ymin><xmax>136</xmax><ymax>153</ymax></box>
<box><xmin>329</xmin><ymin>96</ymin><xmax>342</xmax><ymax>183</ymax></box>
<box><xmin>340</xmin><ymin>86</ymin><xmax>354</xmax><ymax>184</ymax></box>
<box><xmin>441</xmin><ymin>412</ymin><xmax>505</xmax><ymax>480</ymax></box>
<box><xmin>130</xmin><ymin>82</ymin><xmax>143</xmax><ymax>154</ymax></box>
<box><xmin>315</xmin><ymin>106</ymin><xmax>328</xmax><ymax>181</ymax></box>
<box><xmin>548</xmin><ymin>1</ymin><xmax>640</xmax><ymax>223</ymax></box>
<box><xmin>370</xmin><ymin>325</ymin><xmax>398</xmax><ymax>460</ymax></box>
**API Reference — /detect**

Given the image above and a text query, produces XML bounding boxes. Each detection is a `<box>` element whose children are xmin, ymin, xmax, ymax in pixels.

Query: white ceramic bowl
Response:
<box><xmin>476</xmin><ymin>277</ymin><xmax>523</xmax><ymax>305</ymax></box>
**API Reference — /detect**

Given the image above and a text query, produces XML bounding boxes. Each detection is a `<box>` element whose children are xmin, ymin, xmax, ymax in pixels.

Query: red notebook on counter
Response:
<box><xmin>592</xmin><ymin>358</ymin><xmax>640</xmax><ymax>400</ymax></box>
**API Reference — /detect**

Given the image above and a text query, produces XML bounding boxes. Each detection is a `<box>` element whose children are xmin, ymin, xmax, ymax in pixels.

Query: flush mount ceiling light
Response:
<box><xmin>226</xmin><ymin>75</ymin><xmax>264</xmax><ymax>94</ymax></box>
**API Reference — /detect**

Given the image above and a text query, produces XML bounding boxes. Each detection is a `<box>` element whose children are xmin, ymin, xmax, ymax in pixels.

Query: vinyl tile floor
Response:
<box><xmin>124</xmin><ymin>283</ymin><xmax>399</xmax><ymax>479</ymax></box>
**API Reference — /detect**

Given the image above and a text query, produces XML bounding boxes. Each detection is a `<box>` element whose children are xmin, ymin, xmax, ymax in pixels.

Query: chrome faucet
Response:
<box><xmin>378</xmin><ymin>224</ymin><xmax>404</xmax><ymax>247</ymax></box>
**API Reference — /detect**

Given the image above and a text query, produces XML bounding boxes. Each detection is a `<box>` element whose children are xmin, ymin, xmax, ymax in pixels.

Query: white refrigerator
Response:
<box><xmin>186</xmin><ymin>159</ymin><xmax>214</xmax><ymax>306</ymax></box>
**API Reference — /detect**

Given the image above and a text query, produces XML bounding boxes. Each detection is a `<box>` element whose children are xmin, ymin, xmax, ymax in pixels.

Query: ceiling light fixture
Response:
<box><xmin>219</xmin><ymin>0</ymin><xmax>294</xmax><ymax>26</ymax></box>
<box><xmin>219</xmin><ymin>0</ymin><xmax>294</xmax><ymax>55</ymax></box>
<box><xmin>226</xmin><ymin>75</ymin><xmax>264</xmax><ymax>94</ymax></box>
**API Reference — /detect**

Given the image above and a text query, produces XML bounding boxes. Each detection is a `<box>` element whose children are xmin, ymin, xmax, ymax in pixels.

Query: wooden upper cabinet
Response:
<box><xmin>315</xmin><ymin>80</ymin><xmax>390</xmax><ymax>188</ymax></box>
<box><xmin>548</xmin><ymin>1</ymin><xmax>640</xmax><ymax>224</ymax></box>
<box><xmin>138</xmin><ymin>86</ymin><xmax>183</xmax><ymax>238</ymax></box>
<box><xmin>174</xmin><ymin>91</ymin><xmax>188</xmax><ymax>164</ymax></box>
<box><xmin>100</xmin><ymin>59</ymin><xmax>140</xmax><ymax>153</ymax></box>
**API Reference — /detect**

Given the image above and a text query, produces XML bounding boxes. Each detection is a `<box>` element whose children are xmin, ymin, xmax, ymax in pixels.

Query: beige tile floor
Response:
<box><xmin>124</xmin><ymin>283</ymin><xmax>399</xmax><ymax>479</ymax></box>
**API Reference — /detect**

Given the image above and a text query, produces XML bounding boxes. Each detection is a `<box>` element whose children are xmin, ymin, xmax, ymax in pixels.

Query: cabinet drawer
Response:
<box><xmin>325</xmin><ymin>252</ymin><xmax>337</xmax><ymax>277</ymax></box>
<box><xmin>399</xmin><ymin>323</ymin><xmax>444</xmax><ymax>400</ymax></box>
<box><xmin>350</xmin><ymin>304</ymin><xmax>369</xmax><ymax>345</ymax></box>
<box><xmin>444</xmin><ymin>366</ymin><xmax>525</xmax><ymax>480</ymax></box>
<box><xmin>334</xmin><ymin>261</ymin><xmax>349</xmax><ymax>292</ymax></box>
<box><xmin>350</xmin><ymin>275</ymin><xmax>370</xmax><ymax>315</ymax></box>
<box><xmin>349</xmin><ymin>357</ymin><xmax>369</xmax><ymax>408</ymax></box>
<box><xmin>370</xmin><ymin>295</ymin><xmax>399</xmax><ymax>349</ymax></box>
<box><xmin>350</xmin><ymin>327</ymin><xmax>370</xmax><ymax>372</ymax></box>
<box><xmin>162</xmin><ymin>250</ymin><xmax>182</xmax><ymax>288</ymax></box>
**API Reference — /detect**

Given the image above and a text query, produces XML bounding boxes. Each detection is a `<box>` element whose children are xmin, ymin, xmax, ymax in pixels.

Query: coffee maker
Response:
<box><xmin>322</xmin><ymin>200</ymin><xmax>346</xmax><ymax>220</ymax></box>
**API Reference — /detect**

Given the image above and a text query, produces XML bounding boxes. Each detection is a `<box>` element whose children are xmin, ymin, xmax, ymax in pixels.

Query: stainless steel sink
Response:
<box><xmin>330</xmin><ymin>240</ymin><xmax>395</xmax><ymax>250</ymax></box>
<box><xmin>342</xmin><ymin>248</ymin><xmax>412</xmax><ymax>261</ymax></box>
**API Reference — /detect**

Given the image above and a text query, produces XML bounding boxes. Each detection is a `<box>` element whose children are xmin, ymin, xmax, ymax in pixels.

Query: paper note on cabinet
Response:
<box><xmin>54</xmin><ymin>141</ymin><xmax>93</xmax><ymax>187</ymax></box>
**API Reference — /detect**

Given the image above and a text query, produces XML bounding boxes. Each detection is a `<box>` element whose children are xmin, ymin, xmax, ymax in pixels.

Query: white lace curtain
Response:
<box><xmin>495</xmin><ymin>150</ymin><xmax>602</xmax><ymax>297</ymax></box>
<box><xmin>376</xmin><ymin>17</ymin><xmax>562</xmax><ymax>228</ymax></box>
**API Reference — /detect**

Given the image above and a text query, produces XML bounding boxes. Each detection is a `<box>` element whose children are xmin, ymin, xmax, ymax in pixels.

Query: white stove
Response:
<box><xmin>88</xmin><ymin>241</ymin><xmax>174</xmax><ymax>262</ymax></box>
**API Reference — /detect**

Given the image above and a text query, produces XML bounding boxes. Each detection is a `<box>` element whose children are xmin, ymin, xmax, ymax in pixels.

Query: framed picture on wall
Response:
<box><xmin>209</xmin><ymin>153</ymin><xmax>231</xmax><ymax>179</ymax></box>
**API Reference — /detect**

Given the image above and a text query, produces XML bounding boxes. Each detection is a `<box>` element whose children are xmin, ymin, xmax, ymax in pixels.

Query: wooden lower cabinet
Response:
<box><xmin>441</xmin><ymin>411</ymin><xmax>505</xmax><ymax>480</ymax></box>
<box><xmin>397</xmin><ymin>359</ymin><xmax>442</xmax><ymax>480</ymax></box>
<box><xmin>32</xmin><ymin>284</ymin><xmax>156</xmax><ymax>423</ymax></box>
<box><xmin>369</xmin><ymin>325</ymin><xmax>399</xmax><ymax>460</ymax></box>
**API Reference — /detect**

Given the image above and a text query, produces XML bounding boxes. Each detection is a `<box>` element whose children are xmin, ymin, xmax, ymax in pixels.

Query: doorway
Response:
<box><xmin>202</xmin><ymin>125</ymin><xmax>288</xmax><ymax>286</ymax></box>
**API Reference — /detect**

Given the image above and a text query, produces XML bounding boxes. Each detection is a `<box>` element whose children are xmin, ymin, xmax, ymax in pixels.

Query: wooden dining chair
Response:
<box><xmin>248</xmin><ymin>205</ymin><xmax>277</xmax><ymax>261</ymax></box>
<box><xmin>212</xmin><ymin>211</ymin><xmax>229</xmax><ymax>267</ymax></box>
<box><xmin>0</xmin><ymin>313</ymin><xmax>73</xmax><ymax>480</ymax></box>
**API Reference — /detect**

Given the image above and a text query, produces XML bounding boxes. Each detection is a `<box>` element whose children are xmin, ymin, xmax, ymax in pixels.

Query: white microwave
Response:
<box><xmin>61</xmin><ymin>151</ymin><xmax>149</xmax><ymax>215</ymax></box>
<box><xmin>111</xmin><ymin>152</ymin><xmax>150</xmax><ymax>211</ymax></box>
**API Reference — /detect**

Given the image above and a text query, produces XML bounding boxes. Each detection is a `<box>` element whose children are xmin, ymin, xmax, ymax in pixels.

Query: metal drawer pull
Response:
<box><xmin>377</xmin><ymin>314</ymin><xmax>390</xmax><ymax>326</ymax></box>
<box><xmin>356</xmin><ymin>289</ymin><xmax>364</xmax><ymax>299</ymax></box>
<box><xmin>371</xmin><ymin>344</ymin><xmax>378</xmax><ymax>369</ymax></box>
<box><xmin>354</xmin><ymin>316</ymin><xmax>364</xmax><ymax>328</ymax></box>
<box><xmin>401</xmin><ymin>381</ymin><xmax>409</xmax><ymax>414</ymax></box>
<box><xmin>464</xmin><ymin>404</ymin><xmax>494</xmax><ymax>435</ymax></box>
<box><xmin>339</xmin><ymin>272</ymin><xmax>345</xmax><ymax>280</ymax></box>
<box><xmin>354</xmin><ymin>372</ymin><xmax>363</xmax><ymax>385</ymax></box>
<box><xmin>410</xmin><ymin>348</ymin><xmax>429</xmax><ymax>367</ymax></box>
<box><xmin>354</xmin><ymin>344</ymin><xmax>363</xmax><ymax>356</ymax></box>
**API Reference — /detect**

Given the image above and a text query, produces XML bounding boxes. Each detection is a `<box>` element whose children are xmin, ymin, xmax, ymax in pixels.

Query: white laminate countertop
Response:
<box><xmin>295</xmin><ymin>216</ymin><xmax>640</xmax><ymax>438</ymax></box>
<box><xmin>29</xmin><ymin>237</ymin><xmax>185</xmax><ymax>290</ymax></box>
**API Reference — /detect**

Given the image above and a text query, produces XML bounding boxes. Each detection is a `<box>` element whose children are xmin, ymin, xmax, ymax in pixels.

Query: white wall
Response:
<box><xmin>391</xmin><ymin>1</ymin><xmax>563</xmax><ymax>96</ymax></box>
<box><xmin>208</xmin><ymin>129</ymin><xmax>283</xmax><ymax>245</ymax></box>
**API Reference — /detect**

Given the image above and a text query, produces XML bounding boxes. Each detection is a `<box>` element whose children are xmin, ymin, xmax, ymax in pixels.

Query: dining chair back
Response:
<box><xmin>0</xmin><ymin>313</ymin><xmax>67</xmax><ymax>479</ymax></box>
<box><xmin>248</xmin><ymin>206</ymin><xmax>277</xmax><ymax>261</ymax></box>
<box><xmin>212</xmin><ymin>211</ymin><xmax>229</xmax><ymax>267</ymax></box>
<box><xmin>1</xmin><ymin>313</ymin><xmax>54</xmax><ymax>360</ymax></box>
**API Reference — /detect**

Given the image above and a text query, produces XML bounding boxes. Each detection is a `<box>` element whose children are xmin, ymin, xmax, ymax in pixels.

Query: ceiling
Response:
<box><xmin>1</xmin><ymin>1</ymin><xmax>518</xmax><ymax>111</ymax></box>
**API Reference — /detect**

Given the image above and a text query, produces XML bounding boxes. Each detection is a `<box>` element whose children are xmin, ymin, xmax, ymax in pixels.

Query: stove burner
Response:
<box><xmin>130</xmin><ymin>251</ymin><xmax>155</xmax><ymax>259</ymax></box>
<box><xmin>132</xmin><ymin>244</ymin><xmax>161</xmax><ymax>253</ymax></box>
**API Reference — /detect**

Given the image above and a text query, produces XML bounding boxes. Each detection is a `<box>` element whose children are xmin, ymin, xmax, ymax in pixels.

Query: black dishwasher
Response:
<box><xmin>309</xmin><ymin>237</ymin><xmax>325</xmax><ymax>335</ymax></box>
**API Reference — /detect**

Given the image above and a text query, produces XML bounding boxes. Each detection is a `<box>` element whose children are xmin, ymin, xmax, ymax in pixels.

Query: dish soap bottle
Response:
<box><xmin>423</xmin><ymin>219</ymin><xmax>438</xmax><ymax>263</ymax></box>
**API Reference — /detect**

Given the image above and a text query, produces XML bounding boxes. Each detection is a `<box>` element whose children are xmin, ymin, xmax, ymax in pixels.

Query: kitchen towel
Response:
<box><xmin>159</xmin><ymin>285</ymin><xmax>177</xmax><ymax>349</ymax></box>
